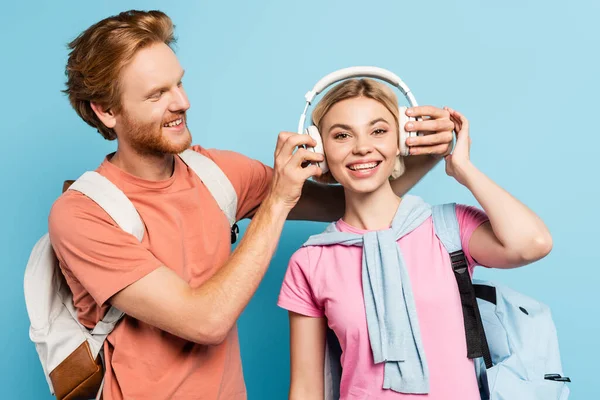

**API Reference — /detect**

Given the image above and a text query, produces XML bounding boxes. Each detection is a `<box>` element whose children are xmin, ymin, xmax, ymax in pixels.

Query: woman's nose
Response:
<box><xmin>352</xmin><ymin>135</ymin><xmax>373</xmax><ymax>155</ymax></box>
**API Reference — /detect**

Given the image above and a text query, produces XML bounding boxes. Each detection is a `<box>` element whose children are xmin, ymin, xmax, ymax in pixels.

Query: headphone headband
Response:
<box><xmin>298</xmin><ymin>66</ymin><xmax>418</xmax><ymax>134</ymax></box>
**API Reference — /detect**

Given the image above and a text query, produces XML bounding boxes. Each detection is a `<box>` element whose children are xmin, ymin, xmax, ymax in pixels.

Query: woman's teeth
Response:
<box><xmin>348</xmin><ymin>162</ymin><xmax>379</xmax><ymax>171</ymax></box>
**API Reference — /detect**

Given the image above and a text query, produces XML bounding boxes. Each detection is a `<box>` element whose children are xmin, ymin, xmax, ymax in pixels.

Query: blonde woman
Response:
<box><xmin>277</xmin><ymin>78</ymin><xmax>552</xmax><ymax>399</ymax></box>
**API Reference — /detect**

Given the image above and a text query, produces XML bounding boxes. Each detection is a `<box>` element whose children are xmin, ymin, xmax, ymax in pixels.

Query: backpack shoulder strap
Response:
<box><xmin>179</xmin><ymin>149</ymin><xmax>238</xmax><ymax>227</ymax></box>
<box><xmin>67</xmin><ymin>171</ymin><xmax>146</xmax><ymax>330</ymax></box>
<box><xmin>431</xmin><ymin>203</ymin><xmax>462</xmax><ymax>254</ymax></box>
<box><xmin>179</xmin><ymin>150</ymin><xmax>240</xmax><ymax>243</ymax></box>
<box><xmin>69</xmin><ymin>171</ymin><xmax>144</xmax><ymax>242</ymax></box>
<box><xmin>431</xmin><ymin>203</ymin><xmax>493</xmax><ymax>369</ymax></box>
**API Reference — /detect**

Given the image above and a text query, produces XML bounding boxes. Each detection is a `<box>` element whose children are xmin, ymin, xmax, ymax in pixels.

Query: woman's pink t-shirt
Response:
<box><xmin>278</xmin><ymin>205</ymin><xmax>489</xmax><ymax>399</ymax></box>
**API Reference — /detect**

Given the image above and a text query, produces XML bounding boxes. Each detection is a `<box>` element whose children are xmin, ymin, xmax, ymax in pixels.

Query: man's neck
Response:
<box><xmin>342</xmin><ymin>183</ymin><xmax>401</xmax><ymax>231</ymax></box>
<box><xmin>109</xmin><ymin>145</ymin><xmax>175</xmax><ymax>181</ymax></box>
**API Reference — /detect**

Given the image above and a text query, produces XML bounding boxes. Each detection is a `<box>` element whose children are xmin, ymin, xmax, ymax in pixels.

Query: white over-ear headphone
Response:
<box><xmin>297</xmin><ymin>66</ymin><xmax>421</xmax><ymax>174</ymax></box>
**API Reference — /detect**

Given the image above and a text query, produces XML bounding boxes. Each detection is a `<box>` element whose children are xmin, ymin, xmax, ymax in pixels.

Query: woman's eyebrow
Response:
<box><xmin>328</xmin><ymin>123</ymin><xmax>353</xmax><ymax>132</ymax></box>
<box><xmin>369</xmin><ymin>118</ymin><xmax>389</xmax><ymax>126</ymax></box>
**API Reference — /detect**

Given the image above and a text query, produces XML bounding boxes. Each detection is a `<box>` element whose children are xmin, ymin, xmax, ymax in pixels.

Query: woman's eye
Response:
<box><xmin>373</xmin><ymin>128</ymin><xmax>387</xmax><ymax>135</ymax></box>
<box><xmin>334</xmin><ymin>132</ymin><xmax>350</xmax><ymax>140</ymax></box>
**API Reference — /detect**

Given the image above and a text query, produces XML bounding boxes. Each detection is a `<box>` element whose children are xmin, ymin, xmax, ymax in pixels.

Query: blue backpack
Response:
<box><xmin>323</xmin><ymin>203</ymin><xmax>571</xmax><ymax>399</ymax></box>
<box><xmin>431</xmin><ymin>203</ymin><xmax>571</xmax><ymax>399</ymax></box>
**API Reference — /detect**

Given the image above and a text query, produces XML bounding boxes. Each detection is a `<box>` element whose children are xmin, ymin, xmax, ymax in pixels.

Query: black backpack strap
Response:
<box><xmin>450</xmin><ymin>250</ymin><xmax>493</xmax><ymax>368</ymax></box>
<box><xmin>431</xmin><ymin>204</ymin><xmax>492</xmax><ymax>369</ymax></box>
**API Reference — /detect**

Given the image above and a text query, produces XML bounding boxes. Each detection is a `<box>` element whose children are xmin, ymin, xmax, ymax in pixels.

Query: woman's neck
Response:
<box><xmin>342</xmin><ymin>182</ymin><xmax>401</xmax><ymax>231</ymax></box>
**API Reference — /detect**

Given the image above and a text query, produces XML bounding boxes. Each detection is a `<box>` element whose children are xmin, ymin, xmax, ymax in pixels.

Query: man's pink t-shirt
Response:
<box><xmin>278</xmin><ymin>204</ymin><xmax>489</xmax><ymax>399</ymax></box>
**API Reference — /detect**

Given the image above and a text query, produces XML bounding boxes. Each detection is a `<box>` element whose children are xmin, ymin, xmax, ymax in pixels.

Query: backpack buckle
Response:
<box><xmin>231</xmin><ymin>223</ymin><xmax>239</xmax><ymax>244</ymax></box>
<box><xmin>544</xmin><ymin>374</ymin><xmax>571</xmax><ymax>382</ymax></box>
<box><xmin>449</xmin><ymin>250</ymin><xmax>468</xmax><ymax>274</ymax></box>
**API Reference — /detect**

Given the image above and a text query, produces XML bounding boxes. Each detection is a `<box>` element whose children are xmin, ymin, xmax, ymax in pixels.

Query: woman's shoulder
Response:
<box><xmin>289</xmin><ymin>243</ymin><xmax>329</xmax><ymax>270</ymax></box>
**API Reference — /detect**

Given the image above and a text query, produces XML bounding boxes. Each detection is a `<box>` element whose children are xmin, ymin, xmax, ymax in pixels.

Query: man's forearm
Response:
<box><xmin>390</xmin><ymin>155</ymin><xmax>441</xmax><ymax>197</ymax></box>
<box><xmin>191</xmin><ymin>195</ymin><xmax>289</xmax><ymax>341</ymax></box>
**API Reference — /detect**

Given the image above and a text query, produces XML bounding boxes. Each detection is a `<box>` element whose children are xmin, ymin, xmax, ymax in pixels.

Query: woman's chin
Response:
<box><xmin>340</xmin><ymin>177</ymin><xmax>390</xmax><ymax>195</ymax></box>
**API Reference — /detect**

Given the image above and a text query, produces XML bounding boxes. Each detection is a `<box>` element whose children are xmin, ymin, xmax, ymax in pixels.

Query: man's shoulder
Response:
<box><xmin>188</xmin><ymin>144</ymin><xmax>269</xmax><ymax>169</ymax></box>
<box><xmin>186</xmin><ymin>145</ymin><xmax>273</xmax><ymax>188</ymax></box>
<box><xmin>48</xmin><ymin>186</ymin><xmax>113</xmax><ymax>237</ymax></box>
<box><xmin>50</xmin><ymin>189</ymin><xmax>95</xmax><ymax>217</ymax></box>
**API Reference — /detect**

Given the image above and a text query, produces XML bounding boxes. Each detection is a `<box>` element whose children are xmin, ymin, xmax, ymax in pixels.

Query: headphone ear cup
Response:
<box><xmin>305</xmin><ymin>126</ymin><xmax>329</xmax><ymax>173</ymax></box>
<box><xmin>398</xmin><ymin>107</ymin><xmax>416</xmax><ymax>157</ymax></box>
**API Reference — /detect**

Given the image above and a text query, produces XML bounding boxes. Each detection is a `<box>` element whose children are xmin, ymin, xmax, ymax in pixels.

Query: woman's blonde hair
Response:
<box><xmin>310</xmin><ymin>78</ymin><xmax>405</xmax><ymax>184</ymax></box>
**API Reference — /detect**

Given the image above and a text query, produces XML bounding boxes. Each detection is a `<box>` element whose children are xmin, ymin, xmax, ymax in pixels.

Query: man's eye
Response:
<box><xmin>151</xmin><ymin>90</ymin><xmax>165</xmax><ymax>99</ymax></box>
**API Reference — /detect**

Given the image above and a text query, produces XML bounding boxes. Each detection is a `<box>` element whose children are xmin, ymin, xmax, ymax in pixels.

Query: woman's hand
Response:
<box><xmin>443</xmin><ymin>107</ymin><xmax>473</xmax><ymax>186</ymax></box>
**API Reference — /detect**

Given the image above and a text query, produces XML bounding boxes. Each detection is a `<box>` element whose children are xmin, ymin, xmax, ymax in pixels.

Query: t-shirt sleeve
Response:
<box><xmin>277</xmin><ymin>248</ymin><xmax>324</xmax><ymax>318</ymax></box>
<box><xmin>190</xmin><ymin>146</ymin><xmax>273</xmax><ymax>221</ymax></box>
<box><xmin>48</xmin><ymin>192</ymin><xmax>163</xmax><ymax>307</ymax></box>
<box><xmin>456</xmin><ymin>204</ymin><xmax>490</xmax><ymax>273</ymax></box>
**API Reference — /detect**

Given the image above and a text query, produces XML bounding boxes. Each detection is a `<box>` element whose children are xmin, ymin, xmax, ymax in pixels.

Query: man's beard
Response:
<box><xmin>122</xmin><ymin>111</ymin><xmax>192</xmax><ymax>156</ymax></box>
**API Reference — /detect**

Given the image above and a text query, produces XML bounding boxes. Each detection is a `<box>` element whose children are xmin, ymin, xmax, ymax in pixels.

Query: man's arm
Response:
<box><xmin>288</xmin><ymin>105</ymin><xmax>454</xmax><ymax>222</ymax></box>
<box><xmin>110</xmin><ymin>195</ymin><xmax>289</xmax><ymax>345</ymax></box>
<box><xmin>388</xmin><ymin>154</ymin><xmax>441</xmax><ymax>199</ymax></box>
<box><xmin>110</xmin><ymin>132</ymin><xmax>323</xmax><ymax>345</ymax></box>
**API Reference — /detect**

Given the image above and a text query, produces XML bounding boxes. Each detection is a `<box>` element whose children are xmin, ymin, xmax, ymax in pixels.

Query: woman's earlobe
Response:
<box><xmin>390</xmin><ymin>157</ymin><xmax>405</xmax><ymax>179</ymax></box>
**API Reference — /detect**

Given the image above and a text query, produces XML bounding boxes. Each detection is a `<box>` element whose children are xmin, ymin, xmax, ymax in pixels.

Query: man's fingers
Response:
<box><xmin>405</xmin><ymin>119</ymin><xmax>454</xmax><ymax>134</ymax></box>
<box><xmin>301</xmin><ymin>164</ymin><xmax>322</xmax><ymax>180</ymax></box>
<box><xmin>276</xmin><ymin>133</ymin><xmax>317</xmax><ymax>160</ymax></box>
<box><xmin>282</xmin><ymin>149</ymin><xmax>323</xmax><ymax>181</ymax></box>
<box><xmin>275</xmin><ymin>131</ymin><xmax>295</xmax><ymax>154</ymax></box>
<box><xmin>408</xmin><ymin>131</ymin><xmax>454</xmax><ymax>147</ymax></box>
<box><xmin>410</xmin><ymin>143</ymin><xmax>452</xmax><ymax>156</ymax></box>
<box><xmin>290</xmin><ymin>148</ymin><xmax>323</xmax><ymax>167</ymax></box>
<box><xmin>275</xmin><ymin>131</ymin><xmax>314</xmax><ymax>157</ymax></box>
<box><xmin>407</xmin><ymin>106</ymin><xmax>450</xmax><ymax>120</ymax></box>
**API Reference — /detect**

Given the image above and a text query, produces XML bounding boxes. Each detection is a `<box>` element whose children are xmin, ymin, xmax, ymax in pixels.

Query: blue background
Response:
<box><xmin>2</xmin><ymin>0</ymin><xmax>598</xmax><ymax>398</ymax></box>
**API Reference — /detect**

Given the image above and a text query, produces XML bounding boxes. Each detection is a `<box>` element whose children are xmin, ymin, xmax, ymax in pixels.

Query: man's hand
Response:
<box><xmin>268</xmin><ymin>131</ymin><xmax>324</xmax><ymax>210</ymax></box>
<box><xmin>404</xmin><ymin>106</ymin><xmax>454</xmax><ymax>156</ymax></box>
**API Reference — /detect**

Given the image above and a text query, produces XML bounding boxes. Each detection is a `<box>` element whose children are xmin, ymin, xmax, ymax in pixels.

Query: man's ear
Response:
<box><xmin>90</xmin><ymin>102</ymin><xmax>117</xmax><ymax>129</ymax></box>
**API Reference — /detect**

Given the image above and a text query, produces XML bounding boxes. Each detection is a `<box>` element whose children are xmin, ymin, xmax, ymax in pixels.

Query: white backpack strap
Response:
<box><xmin>68</xmin><ymin>171</ymin><xmax>146</xmax><ymax>334</ymax></box>
<box><xmin>95</xmin><ymin>376</ymin><xmax>105</xmax><ymax>400</ymax></box>
<box><xmin>179</xmin><ymin>149</ymin><xmax>238</xmax><ymax>227</ymax></box>
<box><xmin>91</xmin><ymin>307</ymin><xmax>125</xmax><ymax>335</ymax></box>
<box><xmin>431</xmin><ymin>203</ymin><xmax>462</xmax><ymax>253</ymax></box>
<box><xmin>69</xmin><ymin>171</ymin><xmax>145</xmax><ymax>242</ymax></box>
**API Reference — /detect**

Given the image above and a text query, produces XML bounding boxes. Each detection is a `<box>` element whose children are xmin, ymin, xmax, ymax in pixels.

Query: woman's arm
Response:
<box><xmin>288</xmin><ymin>312</ymin><xmax>327</xmax><ymax>400</ymax></box>
<box><xmin>445</xmin><ymin>108</ymin><xmax>553</xmax><ymax>269</ymax></box>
